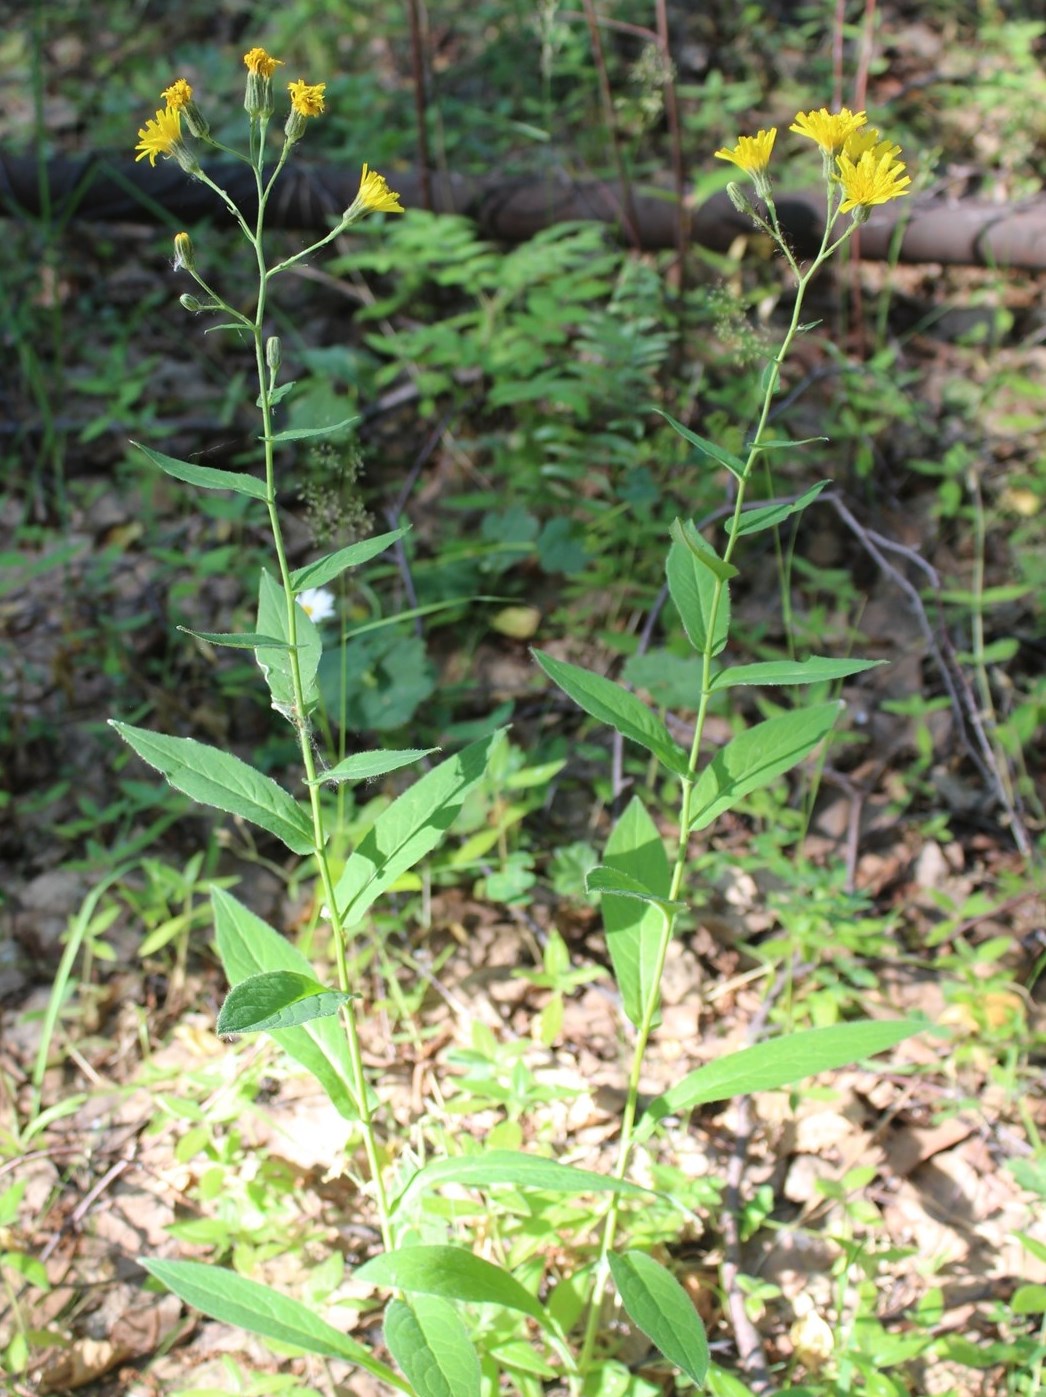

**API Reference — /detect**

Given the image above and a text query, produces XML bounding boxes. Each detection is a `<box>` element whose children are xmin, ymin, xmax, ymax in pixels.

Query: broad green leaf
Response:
<box><xmin>110</xmin><ymin>722</ymin><xmax>315</xmax><ymax>854</ymax></box>
<box><xmin>142</xmin><ymin>1259</ymin><xmax>408</xmax><ymax>1391</ymax></box>
<box><xmin>670</xmin><ymin>517</ymin><xmax>738</xmax><ymax>583</ymax></box>
<box><xmin>391</xmin><ymin>1150</ymin><xmax>650</xmax><ymax>1217</ymax></box>
<box><xmin>532</xmin><ymin>652</ymin><xmax>689</xmax><ymax>777</ymax></box>
<box><xmin>636</xmin><ymin>1020</ymin><xmax>924</xmax><ymax>1140</ymax></box>
<box><xmin>268</xmin><ymin>416</ymin><xmax>358</xmax><ymax>443</ymax></box>
<box><xmin>212</xmin><ymin>889</ymin><xmax>358</xmax><ymax>1120</ymax></box>
<box><xmin>384</xmin><ymin>1296</ymin><xmax>482</xmax><ymax>1397</ymax></box>
<box><xmin>729</xmin><ymin>481</ymin><xmax>830</xmax><ymax>538</ymax></box>
<box><xmin>357</xmin><ymin>1246</ymin><xmax>550</xmax><ymax>1330</ymax></box>
<box><xmin>307</xmin><ymin>748</ymin><xmax>439</xmax><ymax>786</ymax></box>
<box><xmin>602</xmin><ymin>797</ymin><xmax>671</xmax><ymax>1030</ymax></box>
<box><xmin>586</xmin><ymin>866</ymin><xmax>683</xmax><ymax>912</ymax></box>
<box><xmin>331</xmin><ymin>731</ymin><xmax>502</xmax><ymax>927</ymax></box>
<box><xmin>608</xmin><ymin>1251</ymin><xmax>709</xmax><ymax>1387</ymax></box>
<box><xmin>255</xmin><ymin>569</ymin><xmax>321</xmax><ymax>717</ymax></box>
<box><xmin>290</xmin><ymin>527</ymin><xmax>409</xmax><ymax>591</ymax></box>
<box><xmin>688</xmin><ymin>701</ymin><xmax>841</xmax><ymax>831</ymax></box>
<box><xmin>655</xmin><ymin>409</ymin><xmax>745</xmax><ymax>480</ymax></box>
<box><xmin>216</xmin><ymin>970</ymin><xmax>354</xmax><ymax>1034</ymax></box>
<box><xmin>666</xmin><ymin>523</ymin><xmax>731</xmax><ymax>659</ymax></box>
<box><xmin>132</xmin><ymin>441</ymin><xmax>268</xmax><ymax>500</ymax></box>
<box><xmin>178</xmin><ymin>628</ymin><xmax>292</xmax><ymax>650</ymax></box>
<box><xmin>710</xmin><ymin>656</ymin><xmax>885</xmax><ymax>691</ymax></box>
<box><xmin>1013</xmin><ymin>1284</ymin><xmax>1046</xmax><ymax>1315</ymax></box>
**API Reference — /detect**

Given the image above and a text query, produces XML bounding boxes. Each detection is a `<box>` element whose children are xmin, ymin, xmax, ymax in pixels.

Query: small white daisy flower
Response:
<box><xmin>296</xmin><ymin>587</ymin><xmax>336</xmax><ymax>623</ymax></box>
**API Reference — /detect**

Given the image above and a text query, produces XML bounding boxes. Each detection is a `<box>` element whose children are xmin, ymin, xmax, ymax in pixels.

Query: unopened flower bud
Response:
<box><xmin>179</xmin><ymin>293</ymin><xmax>203</xmax><ymax>312</ymax></box>
<box><xmin>266</xmin><ymin>336</ymin><xmax>282</xmax><ymax>373</ymax></box>
<box><xmin>726</xmin><ymin>181</ymin><xmax>755</xmax><ymax>217</ymax></box>
<box><xmin>173</xmin><ymin>232</ymin><xmax>194</xmax><ymax>271</ymax></box>
<box><xmin>243</xmin><ymin>47</ymin><xmax>282</xmax><ymax>119</ymax></box>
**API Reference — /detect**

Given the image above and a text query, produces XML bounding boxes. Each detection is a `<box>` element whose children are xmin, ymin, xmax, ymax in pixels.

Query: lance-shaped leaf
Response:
<box><xmin>385</xmin><ymin>1296</ymin><xmax>481</xmax><ymax>1397</ymax></box>
<box><xmin>655</xmin><ymin>409</ymin><xmax>745</xmax><ymax>480</ymax></box>
<box><xmin>255</xmin><ymin>569</ymin><xmax>321</xmax><ymax>716</ymax></box>
<box><xmin>307</xmin><ymin>748</ymin><xmax>439</xmax><ymax>786</ymax></box>
<box><xmin>710</xmin><ymin>656</ymin><xmax>885</xmax><ymax>691</ymax></box>
<box><xmin>268</xmin><ymin>416</ymin><xmax>358</xmax><ymax>443</ymax></box>
<box><xmin>357</xmin><ymin>1246</ymin><xmax>551</xmax><ymax>1330</ymax></box>
<box><xmin>391</xmin><ymin>1149</ymin><xmax>650</xmax><ymax>1218</ymax></box>
<box><xmin>178</xmin><ymin>628</ymin><xmax>292</xmax><ymax>650</ymax></box>
<box><xmin>728</xmin><ymin>480</ymin><xmax>830</xmax><ymax>538</ymax></box>
<box><xmin>216</xmin><ymin>970</ymin><xmax>355</xmax><ymax>1035</ymax></box>
<box><xmin>331</xmin><ymin>730</ymin><xmax>502</xmax><ymax>927</ymax></box>
<box><xmin>601</xmin><ymin>797</ymin><xmax>672</xmax><ymax>1030</ymax></box>
<box><xmin>290</xmin><ymin>527</ymin><xmax>409</xmax><ymax>591</ymax></box>
<box><xmin>667</xmin><ymin>520</ymin><xmax>733</xmax><ymax>659</ymax></box>
<box><xmin>533</xmin><ymin>652</ymin><xmax>689</xmax><ymax>777</ymax></box>
<box><xmin>608</xmin><ymin>1251</ymin><xmax>709</xmax><ymax>1387</ymax></box>
<box><xmin>586</xmin><ymin>866</ymin><xmax>683</xmax><ymax>912</ymax></box>
<box><xmin>142</xmin><ymin>1259</ymin><xmax>408</xmax><ymax>1391</ymax></box>
<box><xmin>110</xmin><ymin>722</ymin><xmax>315</xmax><ymax>854</ymax></box>
<box><xmin>212</xmin><ymin>889</ymin><xmax>357</xmax><ymax>1119</ymax></box>
<box><xmin>132</xmin><ymin>441</ymin><xmax>268</xmax><ymax>500</ymax></box>
<box><xmin>636</xmin><ymin>1019</ymin><xmax>924</xmax><ymax>1141</ymax></box>
<box><xmin>688</xmin><ymin>701</ymin><xmax>841</xmax><ymax>831</ymax></box>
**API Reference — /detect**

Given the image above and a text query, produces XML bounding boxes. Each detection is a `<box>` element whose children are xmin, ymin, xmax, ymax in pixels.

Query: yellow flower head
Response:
<box><xmin>790</xmin><ymin>106</ymin><xmax>866</xmax><ymax>153</ymax></box>
<box><xmin>288</xmin><ymin>79</ymin><xmax>326</xmax><ymax>118</ymax></box>
<box><xmin>357</xmin><ymin>164</ymin><xmax>405</xmax><ymax>214</ymax></box>
<box><xmin>714</xmin><ymin>128</ymin><xmax>777</xmax><ymax>176</ymax></box>
<box><xmin>836</xmin><ymin>147</ymin><xmax>911</xmax><ymax>215</ymax></box>
<box><xmin>843</xmin><ymin>126</ymin><xmax>901</xmax><ymax>163</ymax></box>
<box><xmin>161</xmin><ymin>78</ymin><xmax>193</xmax><ymax>110</ymax></box>
<box><xmin>134</xmin><ymin>105</ymin><xmax>183</xmax><ymax>166</ymax></box>
<box><xmin>243</xmin><ymin>47</ymin><xmax>282</xmax><ymax>78</ymax></box>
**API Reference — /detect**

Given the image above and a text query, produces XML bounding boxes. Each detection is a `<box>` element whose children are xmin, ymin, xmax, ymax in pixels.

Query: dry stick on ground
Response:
<box><xmin>822</xmin><ymin>492</ymin><xmax>1033</xmax><ymax>858</ymax></box>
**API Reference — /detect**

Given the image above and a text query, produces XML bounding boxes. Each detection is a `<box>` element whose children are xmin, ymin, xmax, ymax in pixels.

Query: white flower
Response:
<box><xmin>296</xmin><ymin>587</ymin><xmax>336</xmax><ymax>623</ymax></box>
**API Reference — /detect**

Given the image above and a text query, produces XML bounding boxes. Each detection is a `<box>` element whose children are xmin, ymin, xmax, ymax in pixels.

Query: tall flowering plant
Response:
<box><xmin>122</xmin><ymin>72</ymin><xmax>919</xmax><ymax>1397</ymax></box>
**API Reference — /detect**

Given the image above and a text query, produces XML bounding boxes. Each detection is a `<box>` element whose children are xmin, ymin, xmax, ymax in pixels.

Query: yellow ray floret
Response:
<box><xmin>836</xmin><ymin>148</ymin><xmax>911</xmax><ymax>212</ymax></box>
<box><xmin>357</xmin><ymin>164</ymin><xmax>404</xmax><ymax>214</ymax></box>
<box><xmin>288</xmin><ymin>79</ymin><xmax>326</xmax><ymax>117</ymax></box>
<box><xmin>843</xmin><ymin>126</ymin><xmax>901</xmax><ymax>163</ymax></box>
<box><xmin>714</xmin><ymin>128</ymin><xmax>777</xmax><ymax>176</ymax></box>
<box><xmin>243</xmin><ymin>47</ymin><xmax>282</xmax><ymax>77</ymax></box>
<box><xmin>134</xmin><ymin>105</ymin><xmax>182</xmax><ymax>166</ymax></box>
<box><xmin>790</xmin><ymin>106</ymin><xmax>866</xmax><ymax>153</ymax></box>
<box><xmin>161</xmin><ymin>78</ymin><xmax>193</xmax><ymax>110</ymax></box>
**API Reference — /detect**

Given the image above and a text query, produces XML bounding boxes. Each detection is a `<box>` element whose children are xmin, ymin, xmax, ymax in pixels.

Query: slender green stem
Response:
<box><xmin>235</xmin><ymin>137</ymin><xmax>394</xmax><ymax>1252</ymax></box>
<box><xmin>576</xmin><ymin>213</ymin><xmax>857</xmax><ymax>1382</ymax></box>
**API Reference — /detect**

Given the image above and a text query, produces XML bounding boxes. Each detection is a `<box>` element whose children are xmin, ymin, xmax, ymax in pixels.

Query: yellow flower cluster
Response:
<box><xmin>714</xmin><ymin>106</ymin><xmax>911</xmax><ymax>216</ymax></box>
<box><xmin>132</xmin><ymin>50</ymin><xmax>405</xmax><ymax>221</ymax></box>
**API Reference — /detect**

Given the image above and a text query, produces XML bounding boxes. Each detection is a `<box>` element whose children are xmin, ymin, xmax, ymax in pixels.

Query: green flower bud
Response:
<box><xmin>266</xmin><ymin>336</ymin><xmax>282</xmax><ymax>372</ymax></box>
<box><xmin>173</xmin><ymin>232</ymin><xmax>194</xmax><ymax>272</ymax></box>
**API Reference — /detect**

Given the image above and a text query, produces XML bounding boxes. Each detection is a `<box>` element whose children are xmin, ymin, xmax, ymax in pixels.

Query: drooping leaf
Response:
<box><xmin>636</xmin><ymin>1019</ymin><xmax>925</xmax><ymax>1140</ymax></box>
<box><xmin>178</xmin><ymin>628</ymin><xmax>292</xmax><ymax>650</ymax></box>
<box><xmin>212</xmin><ymin>889</ymin><xmax>358</xmax><ymax>1120</ymax></box>
<box><xmin>728</xmin><ymin>481</ymin><xmax>830</xmax><ymax>538</ymax></box>
<box><xmin>586</xmin><ymin>866</ymin><xmax>683</xmax><ymax>911</ymax></box>
<box><xmin>307</xmin><ymin>748</ymin><xmax>439</xmax><ymax>786</ymax></box>
<box><xmin>688</xmin><ymin>701</ymin><xmax>841</xmax><ymax>831</ymax></box>
<box><xmin>142</xmin><ymin>1259</ymin><xmax>408</xmax><ymax>1391</ymax></box>
<box><xmin>132</xmin><ymin>441</ymin><xmax>268</xmax><ymax>500</ymax></box>
<box><xmin>666</xmin><ymin>522</ymin><xmax>731</xmax><ymax>658</ymax></box>
<box><xmin>357</xmin><ymin>1246</ymin><xmax>550</xmax><ymax>1330</ymax></box>
<box><xmin>268</xmin><ymin>416</ymin><xmax>358</xmax><ymax>442</ymax></box>
<box><xmin>110</xmin><ymin>722</ymin><xmax>315</xmax><ymax>854</ymax></box>
<box><xmin>384</xmin><ymin>1296</ymin><xmax>482</xmax><ymax>1397</ymax></box>
<box><xmin>216</xmin><ymin>970</ymin><xmax>355</xmax><ymax>1035</ymax></box>
<box><xmin>331</xmin><ymin>731</ymin><xmax>502</xmax><ymax>928</ymax></box>
<box><xmin>391</xmin><ymin>1150</ymin><xmax>649</xmax><ymax>1217</ymax></box>
<box><xmin>710</xmin><ymin>656</ymin><xmax>885</xmax><ymax>691</ymax></box>
<box><xmin>601</xmin><ymin>797</ymin><xmax>672</xmax><ymax>1030</ymax></box>
<box><xmin>608</xmin><ymin>1251</ymin><xmax>709</xmax><ymax>1387</ymax></box>
<box><xmin>532</xmin><ymin>652</ymin><xmax>689</xmax><ymax>777</ymax></box>
<box><xmin>654</xmin><ymin>409</ymin><xmax>745</xmax><ymax>480</ymax></box>
<box><xmin>255</xmin><ymin>569</ymin><xmax>321</xmax><ymax>717</ymax></box>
